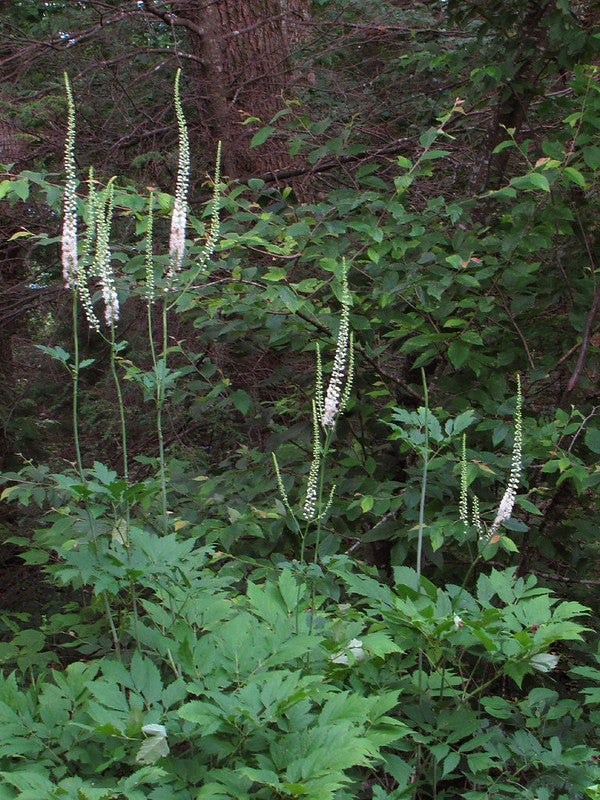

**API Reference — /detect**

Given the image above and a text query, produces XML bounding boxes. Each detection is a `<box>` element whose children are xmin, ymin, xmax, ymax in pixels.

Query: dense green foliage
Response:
<box><xmin>1</xmin><ymin>1</ymin><xmax>600</xmax><ymax>799</ymax></box>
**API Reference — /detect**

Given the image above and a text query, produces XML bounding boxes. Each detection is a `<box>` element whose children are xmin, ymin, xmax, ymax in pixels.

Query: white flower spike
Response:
<box><xmin>487</xmin><ymin>374</ymin><xmax>523</xmax><ymax>540</ymax></box>
<box><xmin>61</xmin><ymin>74</ymin><xmax>78</xmax><ymax>289</ymax></box>
<box><xmin>167</xmin><ymin>68</ymin><xmax>190</xmax><ymax>281</ymax></box>
<box><xmin>321</xmin><ymin>263</ymin><xmax>352</xmax><ymax>429</ymax></box>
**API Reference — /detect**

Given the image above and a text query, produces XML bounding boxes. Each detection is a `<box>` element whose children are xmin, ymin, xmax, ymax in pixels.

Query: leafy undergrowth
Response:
<box><xmin>0</xmin><ymin>499</ymin><xmax>598</xmax><ymax>800</ymax></box>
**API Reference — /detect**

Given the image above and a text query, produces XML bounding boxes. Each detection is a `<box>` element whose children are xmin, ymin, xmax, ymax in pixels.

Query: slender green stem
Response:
<box><xmin>109</xmin><ymin>325</ymin><xmax>142</xmax><ymax>651</ymax></box>
<box><xmin>102</xmin><ymin>589</ymin><xmax>121</xmax><ymax>661</ymax></box>
<box><xmin>413</xmin><ymin>369</ymin><xmax>430</xmax><ymax>800</ymax></box>
<box><xmin>416</xmin><ymin>368</ymin><xmax>429</xmax><ymax>581</ymax></box>
<box><xmin>71</xmin><ymin>290</ymin><xmax>121</xmax><ymax>660</ymax></box>
<box><xmin>71</xmin><ymin>290</ymin><xmax>84</xmax><ymax>479</ymax></box>
<box><xmin>146</xmin><ymin>289</ymin><xmax>169</xmax><ymax>533</ymax></box>
<box><xmin>109</xmin><ymin>327</ymin><xmax>128</xmax><ymax>481</ymax></box>
<box><xmin>156</xmin><ymin>297</ymin><xmax>169</xmax><ymax>532</ymax></box>
<box><xmin>312</xmin><ymin>427</ymin><xmax>333</xmax><ymax>565</ymax></box>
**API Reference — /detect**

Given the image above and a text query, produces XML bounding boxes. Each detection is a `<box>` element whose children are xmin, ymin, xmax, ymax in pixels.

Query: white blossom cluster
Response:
<box><xmin>488</xmin><ymin>375</ymin><xmax>522</xmax><ymax>538</ymax></box>
<box><xmin>62</xmin><ymin>75</ymin><xmax>119</xmax><ymax>331</ymax></box>
<box><xmin>273</xmin><ymin>266</ymin><xmax>354</xmax><ymax>527</ymax></box>
<box><xmin>319</xmin><ymin>266</ymin><xmax>354</xmax><ymax>429</ymax></box>
<box><xmin>459</xmin><ymin>434</ymin><xmax>468</xmax><ymax>529</ymax></box>
<box><xmin>195</xmin><ymin>146</ymin><xmax>222</xmax><ymax>274</ymax></box>
<box><xmin>61</xmin><ymin>75</ymin><xmax>78</xmax><ymax>289</ymax></box>
<box><xmin>458</xmin><ymin>375</ymin><xmax>523</xmax><ymax>541</ymax></box>
<box><xmin>94</xmin><ymin>182</ymin><xmax>119</xmax><ymax>326</ymax></box>
<box><xmin>303</xmin><ymin>401</ymin><xmax>321</xmax><ymax>520</ymax></box>
<box><xmin>145</xmin><ymin>190</ymin><xmax>155</xmax><ymax>301</ymax></box>
<box><xmin>167</xmin><ymin>69</ymin><xmax>190</xmax><ymax>282</ymax></box>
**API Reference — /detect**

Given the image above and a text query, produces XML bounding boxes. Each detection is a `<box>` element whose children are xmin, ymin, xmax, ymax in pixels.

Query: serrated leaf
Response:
<box><xmin>230</xmin><ymin>389</ymin><xmax>252</xmax><ymax>415</ymax></box>
<box><xmin>481</xmin><ymin>696</ymin><xmax>514</xmax><ymax>719</ymax></box>
<box><xmin>563</xmin><ymin>166</ymin><xmax>586</xmax><ymax>187</ymax></box>
<box><xmin>135</xmin><ymin>734</ymin><xmax>169</xmax><ymax>764</ymax></box>
<box><xmin>361</xmin><ymin>495</ymin><xmax>374</xmax><ymax>512</ymax></box>
<box><xmin>585</xmin><ymin>428</ymin><xmax>600</xmax><ymax>454</ymax></box>
<box><xmin>251</xmin><ymin>126</ymin><xmax>275</xmax><ymax>147</ymax></box>
<box><xmin>442</xmin><ymin>750</ymin><xmax>460</xmax><ymax>777</ymax></box>
<box><xmin>448</xmin><ymin>339</ymin><xmax>470</xmax><ymax>369</ymax></box>
<box><xmin>512</xmin><ymin>172</ymin><xmax>550</xmax><ymax>192</ymax></box>
<box><xmin>492</xmin><ymin>139</ymin><xmax>515</xmax><ymax>154</ymax></box>
<box><xmin>515</xmin><ymin>496</ymin><xmax>541</xmax><ymax>514</ymax></box>
<box><xmin>419</xmin><ymin>127</ymin><xmax>438</xmax><ymax>149</ymax></box>
<box><xmin>278</xmin><ymin>569</ymin><xmax>300</xmax><ymax>613</ymax></box>
<box><xmin>12</xmin><ymin>179</ymin><xmax>29</xmax><ymax>201</ymax></box>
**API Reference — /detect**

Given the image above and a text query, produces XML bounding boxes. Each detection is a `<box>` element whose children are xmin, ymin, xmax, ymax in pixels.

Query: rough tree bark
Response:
<box><xmin>148</xmin><ymin>0</ymin><xmax>310</xmax><ymax>178</ymax></box>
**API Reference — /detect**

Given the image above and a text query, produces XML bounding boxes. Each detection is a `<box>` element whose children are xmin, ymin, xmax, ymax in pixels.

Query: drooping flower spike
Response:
<box><xmin>62</xmin><ymin>76</ymin><xmax>119</xmax><ymax>331</ymax></box>
<box><xmin>488</xmin><ymin>373</ymin><xmax>522</xmax><ymax>539</ymax></box>
<box><xmin>459</xmin><ymin>434</ymin><xmax>468</xmax><ymax>530</ymax></box>
<box><xmin>61</xmin><ymin>73</ymin><xmax>78</xmax><ymax>289</ymax></box>
<box><xmin>459</xmin><ymin>375</ymin><xmax>523</xmax><ymax>541</ymax></box>
<box><xmin>76</xmin><ymin>170</ymin><xmax>101</xmax><ymax>333</ymax></box>
<box><xmin>320</xmin><ymin>262</ymin><xmax>353</xmax><ymax>429</ymax></box>
<box><xmin>145</xmin><ymin>189</ymin><xmax>155</xmax><ymax>302</ymax></box>
<box><xmin>196</xmin><ymin>140</ymin><xmax>222</xmax><ymax>274</ymax></box>
<box><xmin>165</xmin><ymin>70</ymin><xmax>221</xmax><ymax>288</ymax></box>
<box><xmin>273</xmin><ymin>264</ymin><xmax>353</xmax><ymax>530</ymax></box>
<box><xmin>167</xmin><ymin>68</ymin><xmax>190</xmax><ymax>282</ymax></box>
<box><xmin>303</xmin><ymin>401</ymin><xmax>321</xmax><ymax>520</ymax></box>
<box><xmin>92</xmin><ymin>178</ymin><xmax>118</xmax><ymax>326</ymax></box>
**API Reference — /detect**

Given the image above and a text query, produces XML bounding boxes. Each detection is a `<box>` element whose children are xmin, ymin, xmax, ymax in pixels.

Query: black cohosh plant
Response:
<box><xmin>273</xmin><ymin>260</ymin><xmax>354</xmax><ymax>561</ymax></box>
<box><xmin>39</xmin><ymin>70</ymin><xmax>222</xmax><ymax>656</ymax></box>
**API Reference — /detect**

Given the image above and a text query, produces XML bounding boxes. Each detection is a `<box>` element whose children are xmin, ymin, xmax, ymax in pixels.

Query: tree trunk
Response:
<box><xmin>478</xmin><ymin>0</ymin><xmax>556</xmax><ymax>190</ymax></box>
<box><xmin>168</xmin><ymin>0</ymin><xmax>310</xmax><ymax>178</ymax></box>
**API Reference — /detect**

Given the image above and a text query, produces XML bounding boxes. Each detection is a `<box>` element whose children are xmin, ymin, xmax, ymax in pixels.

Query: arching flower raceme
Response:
<box><xmin>93</xmin><ymin>180</ymin><xmax>119</xmax><ymax>326</ymax></box>
<box><xmin>167</xmin><ymin>68</ymin><xmax>190</xmax><ymax>282</ymax></box>
<box><xmin>61</xmin><ymin>74</ymin><xmax>78</xmax><ymax>289</ymax></box>
<box><xmin>303</xmin><ymin>401</ymin><xmax>321</xmax><ymax>520</ymax></box>
<box><xmin>145</xmin><ymin>189</ymin><xmax>155</xmax><ymax>302</ymax></box>
<box><xmin>194</xmin><ymin>140</ymin><xmax>222</xmax><ymax>275</ymax></box>
<box><xmin>459</xmin><ymin>434</ymin><xmax>468</xmax><ymax>530</ymax></box>
<box><xmin>459</xmin><ymin>377</ymin><xmax>523</xmax><ymax>542</ymax></box>
<box><xmin>62</xmin><ymin>77</ymin><xmax>118</xmax><ymax>332</ymax></box>
<box><xmin>320</xmin><ymin>265</ymin><xmax>353</xmax><ymax>429</ymax></box>
<box><xmin>487</xmin><ymin>374</ymin><xmax>522</xmax><ymax>539</ymax></box>
<box><xmin>273</xmin><ymin>265</ymin><xmax>353</xmax><ymax>527</ymax></box>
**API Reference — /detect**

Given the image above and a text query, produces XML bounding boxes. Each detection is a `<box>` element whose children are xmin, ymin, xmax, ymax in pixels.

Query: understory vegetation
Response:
<box><xmin>1</xmin><ymin>2</ymin><xmax>600</xmax><ymax>799</ymax></box>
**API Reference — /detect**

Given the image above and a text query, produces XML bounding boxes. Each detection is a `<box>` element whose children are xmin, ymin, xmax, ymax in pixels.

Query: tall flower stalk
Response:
<box><xmin>146</xmin><ymin>68</ymin><xmax>221</xmax><ymax>531</ymax></box>
<box><xmin>61</xmin><ymin>73</ymin><xmax>121</xmax><ymax>658</ymax></box>
<box><xmin>273</xmin><ymin>262</ymin><xmax>354</xmax><ymax>565</ymax></box>
<box><xmin>61</xmin><ymin>69</ymin><xmax>222</xmax><ymax>652</ymax></box>
<box><xmin>459</xmin><ymin>375</ymin><xmax>523</xmax><ymax>544</ymax></box>
<box><xmin>273</xmin><ymin>264</ymin><xmax>353</xmax><ymax>636</ymax></box>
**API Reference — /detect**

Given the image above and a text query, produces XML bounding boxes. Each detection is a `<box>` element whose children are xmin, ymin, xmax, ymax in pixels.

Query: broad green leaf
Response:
<box><xmin>278</xmin><ymin>569</ymin><xmax>300</xmax><ymax>613</ymax></box>
<box><xmin>230</xmin><ymin>389</ymin><xmax>252</xmax><ymax>415</ymax></box>
<box><xmin>563</xmin><ymin>166</ymin><xmax>586</xmax><ymax>187</ymax></box>
<box><xmin>448</xmin><ymin>339</ymin><xmax>470</xmax><ymax>369</ymax></box>
<box><xmin>585</xmin><ymin>428</ymin><xmax>600</xmax><ymax>454</ymax></box>
<box><xmin>251</xmin><ymin>126</ymin><xmax>275</xmax><ymax>147</ymax></box>
<box><xmin>135</xmin><ymin>733</ymin><xmax>169</xmax><ymax>764</ymax></box>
